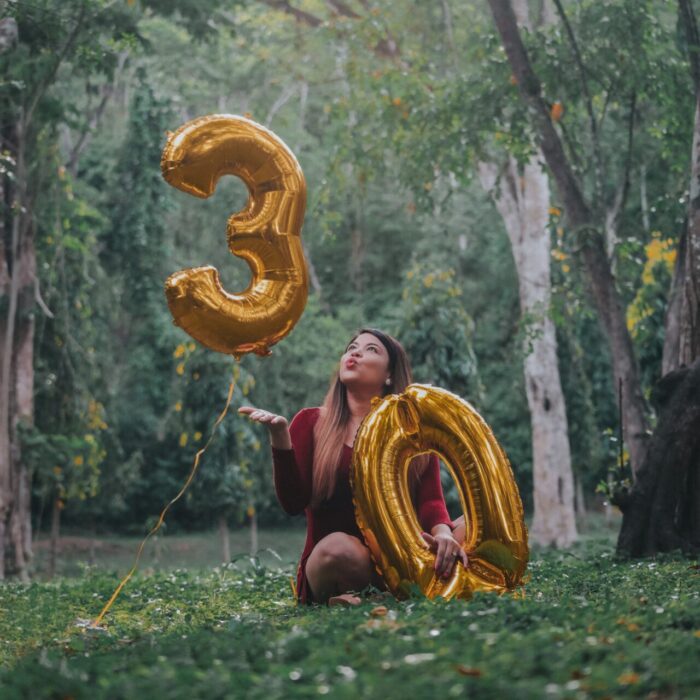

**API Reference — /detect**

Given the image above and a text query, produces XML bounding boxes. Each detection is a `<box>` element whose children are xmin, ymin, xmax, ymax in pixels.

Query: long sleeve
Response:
<box><xmin>416</xmin><ymin>453</ymin><xmax>455</xmax><ymax>533</ymax></box>
<box><xmin>270</xmin><ymin>407</ymin><xmax>319</xmax><ymax>515</ymax></box>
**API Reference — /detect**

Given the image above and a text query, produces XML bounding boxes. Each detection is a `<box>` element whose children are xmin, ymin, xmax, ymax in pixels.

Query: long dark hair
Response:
<box><xmin>311</xmin><ymin>328</ymin><xmax>430</xmax><ymax>507</ymax></box>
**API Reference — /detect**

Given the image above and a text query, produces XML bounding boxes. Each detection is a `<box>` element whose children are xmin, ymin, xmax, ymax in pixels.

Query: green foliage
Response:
<box><xmin>102</xmin><ymin>68</ymin><xmax>172</xmax><ymax>306</ymax></box>
<box><xmin>173</xmin><ymin>350</ymin><xmax>262</xmax><ymax>527</ymax></box>
<box><xmin>20</xmin><ymin>426</ymin><xmax>102</xmax><ymax>506</ymax></box>
<box><xmin>11</xmin><ymin>0</ymin><xmax>698</xmax><ymax>540</ymax></box>
<box><xmin>625</xmin><ymin>233</ymin><xmax>677</xmax><ymax>395</ymax></box>
<box><xmin>395</xmin><ymin>261</ymin><xmax>481</xmax><ymax>402</ymax></box>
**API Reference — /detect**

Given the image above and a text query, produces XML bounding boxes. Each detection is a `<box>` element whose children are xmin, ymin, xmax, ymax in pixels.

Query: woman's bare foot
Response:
<box><xmin>328</xmin><ymin>593</ymin><xmax>362</xmax><ymax>607</ymax></box>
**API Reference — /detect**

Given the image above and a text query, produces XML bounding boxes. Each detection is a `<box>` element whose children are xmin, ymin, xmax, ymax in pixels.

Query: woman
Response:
<box><xmin>238</xmin><ymin>328</ymin><xmax>468</xmax><ymax>606</ymax></box>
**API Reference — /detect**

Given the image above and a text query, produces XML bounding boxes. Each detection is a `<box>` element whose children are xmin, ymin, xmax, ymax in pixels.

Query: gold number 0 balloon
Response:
<box><xmin>160</xmin><ymin>114</ymin><xmax>308</xmax><ymax>357</ymax></box>
<box><xmin>351</xmin><ymin>384</ymin><xmax>529</xmax><ymax>601</ymax></box>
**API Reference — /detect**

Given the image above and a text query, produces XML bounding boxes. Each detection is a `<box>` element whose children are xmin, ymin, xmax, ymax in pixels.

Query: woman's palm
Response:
<box><xmin>238</xmin><ymin>406</ymin><xmax>288</xmax><ymax>431</ymax></box>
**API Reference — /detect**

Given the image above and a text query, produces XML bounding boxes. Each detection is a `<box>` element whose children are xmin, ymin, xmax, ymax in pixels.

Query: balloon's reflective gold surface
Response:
<box><xmin>161</xmin><ymin>114</ymin><xmax>308</xmax><ymax>357</ymax></box>
<box><xmin>351</xmin><ymin>384</ymin><xmax>529</xmax><ymax>601</ymax></box>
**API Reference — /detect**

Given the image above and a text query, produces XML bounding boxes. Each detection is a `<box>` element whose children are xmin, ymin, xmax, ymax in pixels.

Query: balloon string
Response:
<box><xmin>92</xmin><ymin>363</ymin><xmax>238</xmax><ymax>628</ymax></box>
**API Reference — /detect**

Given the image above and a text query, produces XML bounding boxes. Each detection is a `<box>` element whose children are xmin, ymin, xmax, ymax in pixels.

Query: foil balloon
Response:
<box><xmin>350</xmin><ymin>384</ymin><xmax>529</xmax><ymax>601</ymax></box>
<box><xmin>160</xmin><ymin>114</ymin><xmax>308</xmax><ymax>357</ymax></box>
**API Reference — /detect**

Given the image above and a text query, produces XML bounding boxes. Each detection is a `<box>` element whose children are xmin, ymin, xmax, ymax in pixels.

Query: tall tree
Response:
<box><xmin>0</xmin><ymin>0</ymin><xmax>137</xmax><ymax>579</ymax></box>
<box><xmin>478</xmin><ymin>0</ymin><xmax>577</xmax><ymax>547</ymax></box>
<box><xmin>487</xmin><ymin>0</ymin><xmax>651</xmax><ymax>480</ymax></box>
<box><xmin>613</xmin><ymin>0</ymin><xmax>700</xmax><ymax>556</ymax></box>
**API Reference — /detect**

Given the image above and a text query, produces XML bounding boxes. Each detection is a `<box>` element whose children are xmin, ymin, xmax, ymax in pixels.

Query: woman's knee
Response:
<box><xmin>311</xmin><ymin>532</ymin><xmax>369</xmax><ymax>571</ymax></box>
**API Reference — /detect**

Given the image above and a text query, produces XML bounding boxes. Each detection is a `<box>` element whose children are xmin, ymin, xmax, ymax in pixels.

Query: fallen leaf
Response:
<box><xmin>455</xmin><ymin>664</ymin><xmax>482</xmax><ymax>677</ymax></box>
<box><xmin>617</xmin><ymin>672</ymin><xmax>640</xmax><ymax>685</ymax></box>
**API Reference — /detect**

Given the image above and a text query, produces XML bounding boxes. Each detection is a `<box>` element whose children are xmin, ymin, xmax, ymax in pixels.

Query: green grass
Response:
<box><xmin>1</xmin><ymin>520</ymin><xmax>699</xmax><ymax>699</ymax></box>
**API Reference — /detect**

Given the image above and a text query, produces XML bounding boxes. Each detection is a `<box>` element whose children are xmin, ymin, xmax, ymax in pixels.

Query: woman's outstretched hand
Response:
<box><xmin>238</xmin><ymin>406</ymin><xmax>291</xmax><ymax>449</ymax></box>
<box><xmin>421</xmin><ymin>531</ymin><xmax>469</xmax><ymax>578</ymax></box>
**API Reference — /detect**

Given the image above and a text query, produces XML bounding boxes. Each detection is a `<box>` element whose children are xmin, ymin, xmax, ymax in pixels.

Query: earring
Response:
<box><xmin>385</xmin><ymin>378</ymin><xmax>391</xmax><ymax>385</ymax></box>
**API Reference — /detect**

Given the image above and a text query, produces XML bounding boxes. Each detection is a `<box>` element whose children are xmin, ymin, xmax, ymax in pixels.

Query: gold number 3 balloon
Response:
<box><xmin>351</xmin><ymin>384</ymin><xmax>529</xmax><ymax>601</ymax></box>
<box><xmin>160</xmin><ymin>114</ymin><xmax>308</xmax><ymax>357</ymax></box>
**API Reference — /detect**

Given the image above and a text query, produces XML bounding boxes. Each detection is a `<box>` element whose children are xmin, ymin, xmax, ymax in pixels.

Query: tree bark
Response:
<box><xmin>49</xmin><ymin>495</ymin><xmax>61</xmax><ymax>579</ymax></box>
<box><xmin>0</xmin><ymin>119</ymin><xmax>34</xmax><ymax>581</ymax></box>
<box><xmin>615</xmin><ymin>359</ymin><xmax>700</xmax><ymax>556</ymax></box>
<box><xmin>0</xmin><ymin>142</ymin><xmax>10</xmax><ymax>581</ymax></box>
<box><xmin>487</xmin><ymin>0</ymin><xmax>650</xmax><ymax>477</ymax></box>
<box><xmin>10</xmin><ymin>183</ymin><xmax>36</xmax><ymax>582</ymax></box>
<box><xmin>662</xmin><ymin>219</ymin><xmax>687</xmax><ymax>374</ymax></box>
<box><xmin>218</xmin><ymin>514</ymin><xmax>231</xmax><ymax>563</ymax></box>
<box><xmin>477</xmin><ymin>0</ymin><xmax>577</xmax><ymax>549</ymax></box>
<box><xmin>575</xmin><ymin>476</ymin><xmax>586</xmax><ymax>519</ymax></box>
<box><xmin>679</xmin><ymin>0</ymin><xmax>700</xmax><ymax>367</ymax></box>
<box><xmin>679</xmin><ymin>99</ymin><xmax>700</xmax><ymax>365</ymax></box>
<box><xmin>250</xmin><ymin>508</ymin><xmax>258</xmax><ymax>556</ymax></box>
<box><xmin>479</xmin><ymin>156</ymin><xmax>578</xmax><ymax>548</ymax></box>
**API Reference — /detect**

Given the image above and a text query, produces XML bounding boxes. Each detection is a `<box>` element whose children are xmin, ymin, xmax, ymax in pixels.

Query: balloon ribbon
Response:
<box><xmin>91</xmin><ymin>364</ymin><xmax>238</xmax><ymax>628</ymax></box>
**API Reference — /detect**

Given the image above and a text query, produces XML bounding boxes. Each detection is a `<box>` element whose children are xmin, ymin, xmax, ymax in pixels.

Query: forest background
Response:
<box><xmin>1</xmin><ymin>0</ymin><xmax>698</xmax><ymax>580</ymax></box>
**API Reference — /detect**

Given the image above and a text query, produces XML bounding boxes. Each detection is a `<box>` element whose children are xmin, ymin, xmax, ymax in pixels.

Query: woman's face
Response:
<box><xmin>338</xmin><ymin>332</ymin><xmax>391</xmax><ymax>392</ymax></box>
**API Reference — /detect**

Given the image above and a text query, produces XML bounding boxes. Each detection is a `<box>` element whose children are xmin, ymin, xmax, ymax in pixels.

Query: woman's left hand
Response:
<box><xmin>421</xmin><ymin>531</ymin><xmax>469</xmax><ymax>578</ymax></box>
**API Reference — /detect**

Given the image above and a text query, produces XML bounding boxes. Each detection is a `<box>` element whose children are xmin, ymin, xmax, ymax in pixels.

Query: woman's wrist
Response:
<box><xmin>269</xmin><ymin>426</ymin><xmax>292</xmax><ymax>450</ymax></box>
<box><xmin>430</xmin><ymin>523</ymin><xmax>454</xmax><ymax>539</ymax></box>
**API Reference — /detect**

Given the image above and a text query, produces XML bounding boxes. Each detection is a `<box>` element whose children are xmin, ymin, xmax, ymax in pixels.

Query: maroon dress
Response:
<box><xmin>271</xmin><ymin>406</ymin><xmax>455</xmax><ymax>605</ymax></box>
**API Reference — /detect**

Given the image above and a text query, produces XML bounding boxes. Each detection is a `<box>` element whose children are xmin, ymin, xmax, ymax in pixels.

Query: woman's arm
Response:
<box><xmin>415</xmin><ymin>453</ymin><xmax>455</xmax><ymax>533</ymax></box>
<box><xmin>270</xmin><ymin>408</ymin><xmax>317</xmax><ymax>515</ymax></box>
<box><xmin>416</xmin><ymin>454</ymin><xmax>468</xmax><ymax>576</ymax></box>
<box><xmin>430</xmin><ymin>523</ymin><xmax>454</xmax><ymax>537</ymax></box>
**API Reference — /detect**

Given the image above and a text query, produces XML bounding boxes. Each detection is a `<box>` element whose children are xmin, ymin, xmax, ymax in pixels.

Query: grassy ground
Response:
<box><xmin>1</xmin><ymin>516</ymin><xmax>699</xmax><ymax>699</ymax></box>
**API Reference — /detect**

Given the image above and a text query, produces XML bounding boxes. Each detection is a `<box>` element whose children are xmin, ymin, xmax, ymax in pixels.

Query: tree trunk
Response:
<box><xmin>679</xmin><ymin>99</ymin><xmax>700</xmax><ymax>366</ymax></box>
<box><xmin>479</xmin><ymin>156</ymin><xmax>578</xmax><ymax>548</ymax></box>
<box><xmin>9</xmin><ymin>190</ymin><xmax>35</xmax><ymax>582</ymax></box>
<box><xmin>662</xmin><ymin>219</ymin><xmax>687</xmax><ymax>375</ymax></box>
<box><xmin>0</xmin><ymin>120</ymin><xmax>34</xmax><ymax>580</ymax></box>
<box><xmin>9</xmin><ymin>465</ymin><xmax>31</xmax><ymax>582</ymax></box>
<box><xmin>348</xmin><ymin>205</ymin><xmax>365</xmax><ymax>293</ymax></box>
<box><xmin>575</xmin><ymin>475</ymin><xmax>586</xmax><ymax>519</ymax></box>
<box><xmin>250</xmin><ymin>508</ymin><xmax>258</xmax><ymax>556</ymax></box>
<box><xmin>1</xmin><ymin>8</ymin><xmax>87</xmax><ymax>580</ymax></box>
<box><xmin>615</xmin><ymin>359</ymin><xmax>700</xmax><ymax>556</ymax></box>
<box><xmin>153</xmin><ymin>534</ymin><xmax>162</xmax><ymax>566</ymax></box>
<box><xmin>478</xmin><ymin>0</ymin><xmax>577</xmax><ymax>549</ymax></box>
<box><xmin>0</xmin><ymin>150</ymin><xmax>10</xmax><ymax>581</ymax></box>
<box><xmin>615</xmin><ymin>1</ymin><xmax>700</xmax><ymax>557</ymax></box>
<box><xmin>218</xmin><ymin>514</ymin><xmax>231</xmax><ymax>563</ymax></box>
<box><xmin>488</xmin><ymin>0</ymin><xmax>650</xmax><ymax>478</ymax></box>
<box><xmin>49</xmin><ymin>495</ymin><xmax>61</xmax><ymax>579</ymax></box>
